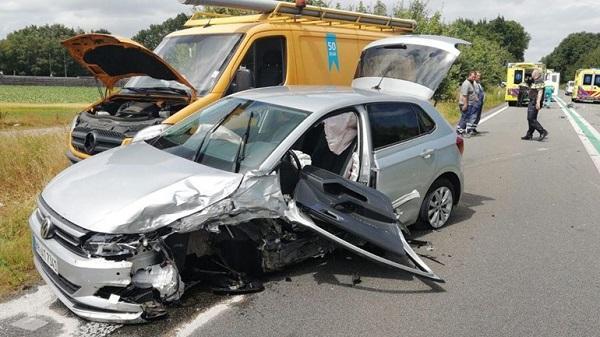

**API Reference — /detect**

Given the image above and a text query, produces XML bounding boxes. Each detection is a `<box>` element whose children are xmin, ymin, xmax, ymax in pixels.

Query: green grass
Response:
<box><xmin>436</xmin><ymin>87</ymin><xmax>505</xmax><ymax>125</ymax></box>
<box><xmin>0</xmin><ymin>85</ymin><xmax>102</xmax><ymax>104</ymax></box>
<box><xmin>0</xmin><ymin>85</ymin><xmax>100</xmax><ymax>129</ymax></box>
<box><xmin>0</xmin><ymin>132</ymin><xmax>69</xmax><ymax>298</ymax></box>
<box><xmin>0</xmin><ymin>104</ymin><xmax>84</xmax><ymax>129</ymax></box>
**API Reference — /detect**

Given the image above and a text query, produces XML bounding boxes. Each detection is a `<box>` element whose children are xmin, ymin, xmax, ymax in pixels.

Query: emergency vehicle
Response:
<box><xmin>504</xmin><ymin>62</ymin><xmax>545</xmax><ymax>106</ymax></box>
<box><xmin>572</xmin><ymin>68</ymin><xmax>600</xmax><ymax>102</ymax></box>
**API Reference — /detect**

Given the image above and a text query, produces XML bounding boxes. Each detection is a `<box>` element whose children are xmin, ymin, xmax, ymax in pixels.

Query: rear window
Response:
<box><xmin>583</xmin><ymin>74</ymin><xmax>593</xmax><ymax>85</ymax></box>
<box><xmin>514</xmin><ymin>70</ymin><xmax>524</xmax><ymax>84</ymax></box>
<box><xmin>367</xmin><ymin>102</ymin><xmax>435</xmax><ymax>150</ymax></box>
<box><xmin>355</xmin><ymin>44</ymin><xmax>455</xmax><ymax>92</ymax></box>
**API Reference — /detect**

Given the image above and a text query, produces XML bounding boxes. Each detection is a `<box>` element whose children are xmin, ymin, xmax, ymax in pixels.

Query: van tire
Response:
<box><xmin>419</xmin><ymin>178</ymin><xmax>455</xmax><ymax>229</ymax></box>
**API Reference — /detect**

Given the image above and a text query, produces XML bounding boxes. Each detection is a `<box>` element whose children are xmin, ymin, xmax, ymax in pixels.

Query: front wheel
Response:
<box><xmin>419</xmin><ymin>179</ymin><xmax>455</xmax><ymax>229</ymax></box>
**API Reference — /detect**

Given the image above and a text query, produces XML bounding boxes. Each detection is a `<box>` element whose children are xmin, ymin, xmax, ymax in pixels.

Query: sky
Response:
<box><xmin>1</xmin><ymin>0</ymin><xmax>599</xmax><ymax>61</ymax></box>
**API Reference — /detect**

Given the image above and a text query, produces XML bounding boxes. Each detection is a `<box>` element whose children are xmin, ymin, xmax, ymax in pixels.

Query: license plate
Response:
<box><xmin>34</xmin><ymin>238</ymin><xmax>58</xmax><ymax>275</ymax></box>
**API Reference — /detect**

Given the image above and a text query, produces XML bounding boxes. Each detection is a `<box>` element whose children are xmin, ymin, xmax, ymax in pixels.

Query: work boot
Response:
<box><xmin>538</xmin><ymin>130</ymin><xmax>549</xmax><ymax>141</ymax></box>
<box><xmin>521</xmin><ymin>134</ymin><xmax>533</xmax><ymax>140</ymax></box>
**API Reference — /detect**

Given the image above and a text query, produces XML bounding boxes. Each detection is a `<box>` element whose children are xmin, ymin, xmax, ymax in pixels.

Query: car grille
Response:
<box><xmin>71</xmin><ymin>127</ymin><xmax>126</xmax><ymax>155</ymax></box>
<box><xmin>37</xmin><ymin>198</ymin><xmax>89</xmax><ymax>257</ymax></box>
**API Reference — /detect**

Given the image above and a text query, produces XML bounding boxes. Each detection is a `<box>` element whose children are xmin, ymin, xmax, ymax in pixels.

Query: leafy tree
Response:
<box><xmin>573</xmin><ymin>46</ymin><xmax>600</xmax><ymax>73</ymax></box>
<box><xmin>132</xmin><ymin>13</ymin><xmax>189</xmax><ymax>50</ymax></box>
<box><xmin>475</xmin><ymin>17</ymin><xmax>530</xmax><ymax>61</ymax></box>
<box><xmin>543</xmin><ymin>32</ymin><xmax>600</xmax><ymax>81</ymax></box>
<box><xmin>0</xmin><ymin>24</ymin><xmax>87</xmax><ymax>76</ymax></box>
<box><xmin>91</xmin><ymin>29</ymin><xmax>111</xmax><ymax>34</ymax></box>
<box><xmin>357</xmin><ymin>1</ymin><xmax>368</xmax><ymax>13</ymax></box>
<box><xmin>372</xmin><ymin>0</ymin><xmax>387</xmax><ymax>16</ymax></box>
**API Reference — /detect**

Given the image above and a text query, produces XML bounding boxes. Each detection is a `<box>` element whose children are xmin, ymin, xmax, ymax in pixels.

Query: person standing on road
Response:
<box><xmin>543</xmin><ymin>79</ymin><xmax>554</xmax><ymax>108</ymax></box>
<box><xmin>457</xmin><ymin>71</ymin><xmax>480</xmax><ymax>137</ymax></box>
<box><xmin>472</xmin><ymin>71</ymin><xmax>485</xmax><ymax>134</ymax></box>
<box><xmin>521</xmin><ymin>69</ymin><xmax>548</xmax><ymax>141</ymax></box>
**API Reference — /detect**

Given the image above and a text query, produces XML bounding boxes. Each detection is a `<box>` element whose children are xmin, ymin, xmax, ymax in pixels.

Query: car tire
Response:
<box><xmin>419</xmin><ymin>178</ymin><xmax>455</xmax><ymax>229</ymax></box>
<box><xmin>508</xmin><ymin>101</ymin><xmax>517</xmax><ymax>107</ymax></box>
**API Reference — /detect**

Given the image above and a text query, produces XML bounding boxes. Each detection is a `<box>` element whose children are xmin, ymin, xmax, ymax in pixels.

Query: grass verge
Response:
<box><xmin>436</xmin><ymin>87</ymin><xmax>505</xmax><ymax>125</ymax></box>
<box><xmin>0</xmin><ymin>131</ymin><xmax>69</xmax><ymax>298</ymax></box>
<box><xmin>0</xmin><ymin>103</ymin><xmax>85</xmax><ymax>129</ymax></box>
<box><xmin>0</xmin><ymin>85</ymin><xmax>102</xmax><ymax>104</ymax></box>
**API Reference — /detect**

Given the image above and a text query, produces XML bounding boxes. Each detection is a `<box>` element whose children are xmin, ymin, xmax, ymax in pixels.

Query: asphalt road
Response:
<box><xmin>2</xmin><ymin>95</ymin><xmax>600</xmax><ymax>337</ymax></box>
<box><xmin>188</xmin><ymin>96</ymin><xmax>600</xmax><ymax>337</ymax></box>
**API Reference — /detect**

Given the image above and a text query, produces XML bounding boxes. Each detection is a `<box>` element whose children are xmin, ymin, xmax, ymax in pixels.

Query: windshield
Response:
<box><xmin>151</xmin><ymin>97</ymin><xmax>310</xmax><ymax>173</ymax></box>
<box><xmin>355</xmin><ymin>45</ymin><xmax>455</xmax><ymax>91</ymax></box>
<box><xmin>125</xmin><ymin>34</ymin><xmax>243</xmax><ymax>95</ymax></box>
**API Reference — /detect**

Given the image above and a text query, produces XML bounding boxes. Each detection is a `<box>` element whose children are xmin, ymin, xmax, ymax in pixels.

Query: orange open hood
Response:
<box><xmin>62</xmin><ymin>34</ymin><xmax>196</xmax><ymax>93</ymax></box>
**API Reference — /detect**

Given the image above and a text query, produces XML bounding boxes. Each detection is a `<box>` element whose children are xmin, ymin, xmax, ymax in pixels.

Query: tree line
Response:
<box><xmin>542</xmin><ymin>32</ymin><xmax>600</xmax><ymax>82</ymax></box>
<box><xmin>0</xmin><ymin>0</ymin><xmax>530</xmax><ymax>102</ymax></box>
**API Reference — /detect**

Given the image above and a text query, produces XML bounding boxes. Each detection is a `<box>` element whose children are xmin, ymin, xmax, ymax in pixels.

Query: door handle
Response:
<box><xmin>421</xmin><ymin>149</ymin><xmax>435</xmax><ymax>159</ymax></box>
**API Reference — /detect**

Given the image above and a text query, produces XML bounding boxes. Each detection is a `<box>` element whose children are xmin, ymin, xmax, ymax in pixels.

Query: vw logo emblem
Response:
<box><xmin>40</xmin><ymin>217</ymin><xmax>54</xmax><ymax>240</ymax></box>
<box><xmin>84</xmin><ymin>131</ymin><xmax>98</xmax><ymax>154</ymax></box>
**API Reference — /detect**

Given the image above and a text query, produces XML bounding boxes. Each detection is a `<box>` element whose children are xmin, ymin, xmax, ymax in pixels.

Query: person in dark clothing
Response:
<box><xmin>522</xmin><ymin>69</ymin><xmax>548</xmax><ymax>141</ymax></box>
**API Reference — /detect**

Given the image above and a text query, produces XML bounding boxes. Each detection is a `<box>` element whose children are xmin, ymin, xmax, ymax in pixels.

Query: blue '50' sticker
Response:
<box><xmin>326</xmin><ymin>33</ymin><xmax>340</xmax><ymax>72</ymax></box>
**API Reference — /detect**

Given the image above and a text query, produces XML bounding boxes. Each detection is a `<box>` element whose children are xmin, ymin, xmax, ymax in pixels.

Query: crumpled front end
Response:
<box><xmin>30</xmin><ymin>200</ymin><xmax>184</xmax><ymax>323</ymax></box>
<box><xmin>31</xmin><ymin>169</ymin><xmax>290</xmax><ymax>323</ymax></box>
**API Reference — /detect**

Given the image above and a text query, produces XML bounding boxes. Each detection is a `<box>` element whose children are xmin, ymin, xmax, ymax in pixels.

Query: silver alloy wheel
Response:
<box><xmin>427</xmin><ymin>186</ymin><xmax>453</xmax><ymax>228</ymax></box>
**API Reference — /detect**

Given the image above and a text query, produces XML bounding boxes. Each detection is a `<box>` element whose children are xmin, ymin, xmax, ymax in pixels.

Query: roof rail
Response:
<box><xmin>269</xmin><ymin>2</ymin><xmax>415</xmax><ymax>32</ymax></box>
<box><xmin>183</xmin><ymin>1</ymin><xmax>415</xmax><ymax>33</ymax></box>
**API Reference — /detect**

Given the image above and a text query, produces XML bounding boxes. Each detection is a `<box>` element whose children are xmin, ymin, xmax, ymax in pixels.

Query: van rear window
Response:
<box><xmin>514</xmin><ymin>70</ymin><xmax>523</xmax><ymax>84</ymax></box>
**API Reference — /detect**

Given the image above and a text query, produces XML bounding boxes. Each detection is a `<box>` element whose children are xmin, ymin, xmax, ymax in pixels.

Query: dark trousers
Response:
<box><xmin>474</xmin><ymin>104</ymin><xmax>483</xmax><ymax>127</ymax></box>
<box><xmin>526</xmin><ymin>104</ymin><xmax>545</xmax><ymax>136</ymax></box>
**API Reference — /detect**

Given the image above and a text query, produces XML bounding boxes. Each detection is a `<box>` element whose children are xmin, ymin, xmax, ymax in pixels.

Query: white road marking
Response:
<box><xmin>556</xmin><ymin>96</ymin><xmax>600</xmax><ymax>175</ymax></box>
<box><xmin>174</xmin><ymin>295</ymin><xmax>245</xmax><ymax>337</ymax></box>
<box><xmin>479</xmin><ymin>105</ymin><xmax>508</xmax><ymax>125</ymax></box>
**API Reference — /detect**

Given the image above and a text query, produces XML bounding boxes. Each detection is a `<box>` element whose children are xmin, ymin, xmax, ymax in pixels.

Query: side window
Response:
<box><xmin>415</xmin><ymin>105</ymin><xmax>436</xmax><ymax>134</ymax></box>
<box><xmin>367</xmin><ymin>102</ymin><xmax>420</xmax><ymax>150</ymax></box>
<box><xmin>594</xmin><ymin>75</ymin><xmax>600</xmax><ymax>86</ymax></box>
<box><xmin>514</xmin><ymin>70</ymin><xmax>523</xmax><ymax>84</ymax></box>
<box><xmin>583</xmin><ymin>74</ymin><xmax>593</xmax><ymax>85</ymax></box>
<box><xmin>239</xmin><ymin>36</ymin><xmax>286</xmax><ymax>89</ymax></box>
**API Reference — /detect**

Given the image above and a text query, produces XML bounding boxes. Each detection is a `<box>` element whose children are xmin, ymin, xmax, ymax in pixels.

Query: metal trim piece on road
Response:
<box><xmin>555</xmin><ymin>96</ymin><xmax>600</xmax><ymax>175</ymax></box>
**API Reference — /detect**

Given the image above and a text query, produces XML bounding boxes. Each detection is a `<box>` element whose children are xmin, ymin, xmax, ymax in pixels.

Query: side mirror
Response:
<box><xmin>231</xmin><ymin>66</ymin><xmax>253</xmax><ymax>93</ymax></box>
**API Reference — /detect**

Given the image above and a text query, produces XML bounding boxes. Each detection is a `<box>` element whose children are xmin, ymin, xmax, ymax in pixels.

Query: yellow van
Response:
<box><xmin>505</xmin><ymin>62</ymin><xmax>545</xmax><ymax>106</ymax></box>
<box><xmin>64</xmin><ymin>1</ymin><xmax>415</xmax><ymax>162</ymax></box>
<box><xmin>572</xmin><ymin>68</ymin><xmax>600</xmax><ymax>102</ymax></box>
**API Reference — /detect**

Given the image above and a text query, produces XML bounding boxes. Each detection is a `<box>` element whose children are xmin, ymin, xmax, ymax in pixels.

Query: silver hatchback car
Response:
<box><xmin>30</xmin><ymin>35</ymin><xmax>466</xmax><ymax>323</ymax></box>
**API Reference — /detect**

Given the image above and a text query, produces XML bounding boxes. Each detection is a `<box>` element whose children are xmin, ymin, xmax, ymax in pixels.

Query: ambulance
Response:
<box><xmin>572</xmin><ymin>68</ymin><xmax>600</xmax><ymax>102</ymax></box>
<box><xmin>64</xmin><ymin>0</ymin><xmax>415</xmax><ymax>163</ymax></box>
<box><xmin>545</xmin><ymin>70</ymin><xmax>560</xmax><ymax>95</ymax></box>
<box><xmin>504</xmin><ymin>62</ymin><xmax>545</xmax><ymax>106</ymax></box>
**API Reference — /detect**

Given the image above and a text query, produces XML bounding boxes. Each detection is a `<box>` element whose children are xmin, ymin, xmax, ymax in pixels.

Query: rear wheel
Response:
<box><xmin>508</xmin><ymin>101</ymin><xmax>517</xmax><ymax>107</ymax></box>
<box><xmin>419</xmin><ymin>178</ymin><xmax>455</xmax><ymax>229</ymax></box>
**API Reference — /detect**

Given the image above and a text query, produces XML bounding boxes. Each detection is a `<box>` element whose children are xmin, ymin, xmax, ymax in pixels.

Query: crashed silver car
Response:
<box><xmin>30</xmin><ymin>36</ymin><xmax>465</xmax><ymax>323</ymax></box>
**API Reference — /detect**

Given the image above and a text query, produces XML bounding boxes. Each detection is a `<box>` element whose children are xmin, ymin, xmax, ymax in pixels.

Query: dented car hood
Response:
<box><xmin>62</xmin><ymin>34</ymin><xmax>196</xmax><ymax>91</ymax></box>
<box><xmin>42</xmin><ymin>143</ymin><xmax>244</xmax><ymax>234</ymax></box>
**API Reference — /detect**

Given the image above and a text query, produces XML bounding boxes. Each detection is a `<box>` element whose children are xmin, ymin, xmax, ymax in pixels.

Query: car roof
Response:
<box><xmin>231</xmin><ymin>86</ymin><xmax>425</xmax><ymax>113</ymax></box>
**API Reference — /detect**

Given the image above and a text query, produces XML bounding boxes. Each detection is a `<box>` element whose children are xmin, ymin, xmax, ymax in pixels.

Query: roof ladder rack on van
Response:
<box><xmin>182</xmin><ymin>0</ymin><xmax>415</xmax><ymax>33</ymax></box>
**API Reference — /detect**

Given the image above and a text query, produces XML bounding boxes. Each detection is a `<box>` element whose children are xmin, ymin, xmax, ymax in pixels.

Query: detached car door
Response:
<box><xmin>286</xmin><ymin>164</ymin><xmax>443</xmax><ymax>282</ymax></box>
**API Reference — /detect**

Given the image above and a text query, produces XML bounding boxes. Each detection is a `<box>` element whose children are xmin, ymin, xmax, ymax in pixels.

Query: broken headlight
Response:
<box><xmin>82</xmin><ymin>233</ymin><xmax>149</xmax><ymax>259</ymax></box>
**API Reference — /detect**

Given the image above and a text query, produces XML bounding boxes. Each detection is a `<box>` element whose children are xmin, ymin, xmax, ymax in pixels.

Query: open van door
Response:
<box><xmin>285</xmin><ymin>165</ymin><xmax>443</xmax><ymax>282</ymax></box>
<box><xmin>352</xmin><ymin>35</ymin><xmax>470</xmax><ymax>100</ymax></box>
